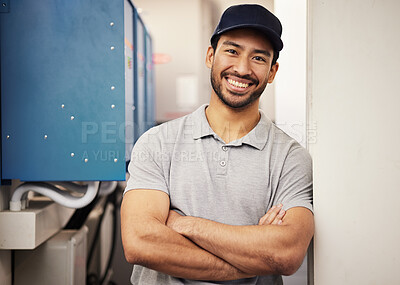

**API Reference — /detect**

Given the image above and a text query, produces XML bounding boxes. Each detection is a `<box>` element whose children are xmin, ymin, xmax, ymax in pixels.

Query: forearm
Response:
<box><xmin>171</xmin><ymin>216</ymin><xmax>282</xmax><ymax>275</ymax></box>
<box><xmin>170</xmin><ymin>209</ymin><xmax>313</xmax><ymax>276</ymax></box>
<box><xmin>123</xmin><ymin>217</ymin><xmax>253</xmax><ymax>281</ymax></box>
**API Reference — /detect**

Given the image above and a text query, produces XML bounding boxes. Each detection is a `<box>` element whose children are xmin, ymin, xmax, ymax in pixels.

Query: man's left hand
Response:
<box><xmin>258</xmin><ymin>204</ymin><xmax>285</xmax><ymax>226</ymax></box>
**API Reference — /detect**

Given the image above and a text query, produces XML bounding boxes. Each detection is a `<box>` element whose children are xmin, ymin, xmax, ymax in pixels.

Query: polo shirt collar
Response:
<box><xmin>239</xmin><ymin>110</ymin><xmax>271</xmax><ymax>150</ymax></box>
<box><xmin>192</xmin><ymin>104</ymin><xmax>272</xmax><ymax>150</ymax></box>
<box><xmin>192</xmin><ymin>104</ymin><xmax>214</xmax><ymax>139</ymax></box>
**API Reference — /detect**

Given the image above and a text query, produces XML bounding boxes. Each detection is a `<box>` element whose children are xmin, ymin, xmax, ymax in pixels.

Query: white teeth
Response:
<box><xmin>227</xmin><ymin>78</ymin><xmax>249</xmax><ymax>88</ymax></box>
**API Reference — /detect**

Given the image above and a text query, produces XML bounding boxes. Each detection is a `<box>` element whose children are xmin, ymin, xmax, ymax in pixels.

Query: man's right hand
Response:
<box><xmin>258</xmin><ymin>204</ymin><xmax>286</xmax><ymax>225</ymax></box>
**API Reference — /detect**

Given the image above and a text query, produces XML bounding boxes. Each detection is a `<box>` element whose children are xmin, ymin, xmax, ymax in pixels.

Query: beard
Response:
<box><xmin>210</xmin><ymin>67</ymin><xmax>268</xmax><ymax>109</ymax></box>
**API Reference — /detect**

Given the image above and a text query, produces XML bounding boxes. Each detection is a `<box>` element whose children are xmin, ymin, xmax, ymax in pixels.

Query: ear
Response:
<box><xmin>205</xmin><ymin>46</ymin><xmax>214</xmax><ymax>69</ymax></box>
<box><xmin>267</xmin><ymin>62</ymin><xmax>279</xmax><ymax>83</ymax></box>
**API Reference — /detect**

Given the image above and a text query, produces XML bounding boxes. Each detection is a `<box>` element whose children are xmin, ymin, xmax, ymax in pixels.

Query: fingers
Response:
<box><xmin>274</xmin><ymin>206</ymin><xmax>285</xmax><ymax>224</ymax></box>
<box><xmin>258</xmin><ymin>204</ymin><xmax>285</xmax><ymax>226</ymax></box>
<box><xmin>258</xmin><ymin>206</ymin><xmax>276</xmax><ymax>225</ymax></box>
<box><xmin>260</xmin><ymin>204</ymin><xmax>285</xmax><ymax>225</ymax></box>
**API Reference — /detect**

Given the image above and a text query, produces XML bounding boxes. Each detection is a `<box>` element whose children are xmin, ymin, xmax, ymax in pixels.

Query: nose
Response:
<box><xmin>233</xmin><ymin>56</ymin><xmax>251</xmax><ymax>76</ymax></box>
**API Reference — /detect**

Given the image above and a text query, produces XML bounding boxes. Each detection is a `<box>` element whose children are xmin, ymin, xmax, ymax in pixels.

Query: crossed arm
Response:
<box><xmin>121</xmin><ymin>189</ymin><xmax>314</xmax><ymax>281</ymax></box>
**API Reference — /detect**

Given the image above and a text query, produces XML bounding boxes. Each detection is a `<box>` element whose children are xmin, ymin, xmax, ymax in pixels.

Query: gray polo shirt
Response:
<box><xmin>125</xmin><ymin>104</ymin><xmax>313</xmax><ymax>285</ymax></box>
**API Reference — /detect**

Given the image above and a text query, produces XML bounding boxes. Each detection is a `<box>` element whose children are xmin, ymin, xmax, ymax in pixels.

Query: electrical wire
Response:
<box><xmin>99</xmin><ymin>188</ymin><xmax>118</xmax><ymax>285</ymax></box>
<box><xmin>64</xmin><ymin>182</ymin><xmax>102</xmax><ymax>230</ymax></box>
<box><xmin>9</xmin><ymin>181</ymin><xmax>100</xmax><ymax>211</ymax></box>
<box><xmin>86</xmin><ymin>198</ymin><xmax>108</xmax><ymax>270</ymax></box>
<box><xmin>86</xmin><ymin>185</ymin><xmax>120</xmax><ymax>285</ymax></box>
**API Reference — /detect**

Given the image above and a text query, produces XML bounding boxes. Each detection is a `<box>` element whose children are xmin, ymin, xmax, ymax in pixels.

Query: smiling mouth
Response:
<box><xmin>227</xmin><ymin>78</ymin><xmax>250</xmax><ymax>89</ymax></box>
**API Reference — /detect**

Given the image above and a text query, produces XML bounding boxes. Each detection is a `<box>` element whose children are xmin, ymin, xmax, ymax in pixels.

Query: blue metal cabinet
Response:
<box><xmin>134</xmin><ymin>16</ymin><xmax>146</xmax><ymax>139</ymax></box>
<box><xmin>146</xmin><ymin>33</ymin><xmax>155</xmax><ymax>129</ymax></box>
<box><xmin>0</xmin><ymin>0</ymin><xmax>153</xmax><ymax>181</ymax></box>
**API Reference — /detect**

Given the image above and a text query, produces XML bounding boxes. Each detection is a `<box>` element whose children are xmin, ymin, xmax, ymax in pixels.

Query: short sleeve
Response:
<box><xmin>273</xmin><ymin>145</ymin><xmax>313</xmax><ymax>213</ymax></box>
<box><xmin>124</xmin><ymin>131</ymin><xmax>169</xmax><ymax>196</ymax></box>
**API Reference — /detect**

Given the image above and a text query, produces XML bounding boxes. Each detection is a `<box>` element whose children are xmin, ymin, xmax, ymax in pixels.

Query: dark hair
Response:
<box><xmin>211</xmin><ymin>34</ymin><xmax>279</xmax><ymax>67</ymax></box>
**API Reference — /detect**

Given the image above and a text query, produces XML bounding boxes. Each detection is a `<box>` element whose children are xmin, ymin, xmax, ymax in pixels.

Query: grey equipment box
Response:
<box><xmin>14</xmin><ymin>226</ymin><xmax>88</xmax><ymax>285</ymax></box>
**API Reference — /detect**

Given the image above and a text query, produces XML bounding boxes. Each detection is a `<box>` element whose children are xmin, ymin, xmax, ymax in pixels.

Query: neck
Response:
<box><xmin>206</xmin><ymin>94</ymin><xmax>261</xmax><ymax>143</ymax></box>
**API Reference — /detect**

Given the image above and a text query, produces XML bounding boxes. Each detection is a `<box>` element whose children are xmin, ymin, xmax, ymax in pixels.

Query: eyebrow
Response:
<box><xmin>221</xmin><ymin>40</ymin><xmax>272</xmax><ymax>58</ymax></box>
<box><xmin>222</xmin><ymin>40</ymin><xmax>242</xmax><ymax>48</ymax></box>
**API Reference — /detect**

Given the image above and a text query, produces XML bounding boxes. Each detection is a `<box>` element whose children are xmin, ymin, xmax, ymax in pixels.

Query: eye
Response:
<box><xmin>253</xmin><ymin>56</ymin><xmax>266</xmax><ymax>62</ymax></box>
<box><xmin>226</xmin><ymin>49</ymin><xmax>237</xmax><ymax>55</ymax></box>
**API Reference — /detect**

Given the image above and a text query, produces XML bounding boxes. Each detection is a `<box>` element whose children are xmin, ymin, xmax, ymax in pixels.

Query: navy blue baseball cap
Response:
<box><xmin>211</xmin><ymin>4</ymin><xmax>283</xmax><ymax>52</ymax></box>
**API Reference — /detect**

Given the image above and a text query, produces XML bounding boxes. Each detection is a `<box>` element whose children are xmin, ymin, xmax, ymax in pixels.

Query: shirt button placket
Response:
<box><xmin>217</xmin><ymin>145</ymin><xmax>228</xmax><ymax>175</ymax></box>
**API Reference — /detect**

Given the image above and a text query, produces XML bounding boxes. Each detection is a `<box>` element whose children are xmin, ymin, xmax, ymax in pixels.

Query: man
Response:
<box><xmin>121</xmin><ymin>4</ymin><xmax>314</xmax><ymax>285</ymax></box>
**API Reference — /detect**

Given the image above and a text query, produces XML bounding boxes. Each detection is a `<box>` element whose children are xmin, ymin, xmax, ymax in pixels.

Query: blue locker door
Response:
<box><xmin>134</xmin><ymin>16</ymin><xmax>146</xmax><ymax>139</ymax></box>
<box><xmin>1</xmin><ymin>0</ymin><xmax>126</xmax><ymax>181</ymax></box>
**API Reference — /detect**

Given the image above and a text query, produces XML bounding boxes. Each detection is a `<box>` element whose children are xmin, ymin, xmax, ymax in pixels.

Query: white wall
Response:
<box><xmin>309</xmin><ymin>0</ymin><xmax>400</xmax><ymax>284</ymax></box>
<box><xmin>274</xmin><ymin>0</ymin><xmax>307</xmax><ymax>147</ymax></box>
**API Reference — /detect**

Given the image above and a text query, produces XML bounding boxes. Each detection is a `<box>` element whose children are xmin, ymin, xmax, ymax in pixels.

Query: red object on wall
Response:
<box><xmin>152</xmin><ymin>53</ymin><xmax>172</xmax><ymax>64</ymax></box>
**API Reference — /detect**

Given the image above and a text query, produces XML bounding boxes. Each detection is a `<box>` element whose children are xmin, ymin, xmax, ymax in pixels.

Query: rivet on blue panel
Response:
<box><xmin>0</xmin><ymin>0</ymin><xmax>9</xmax><ymax>13</ymax></box>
